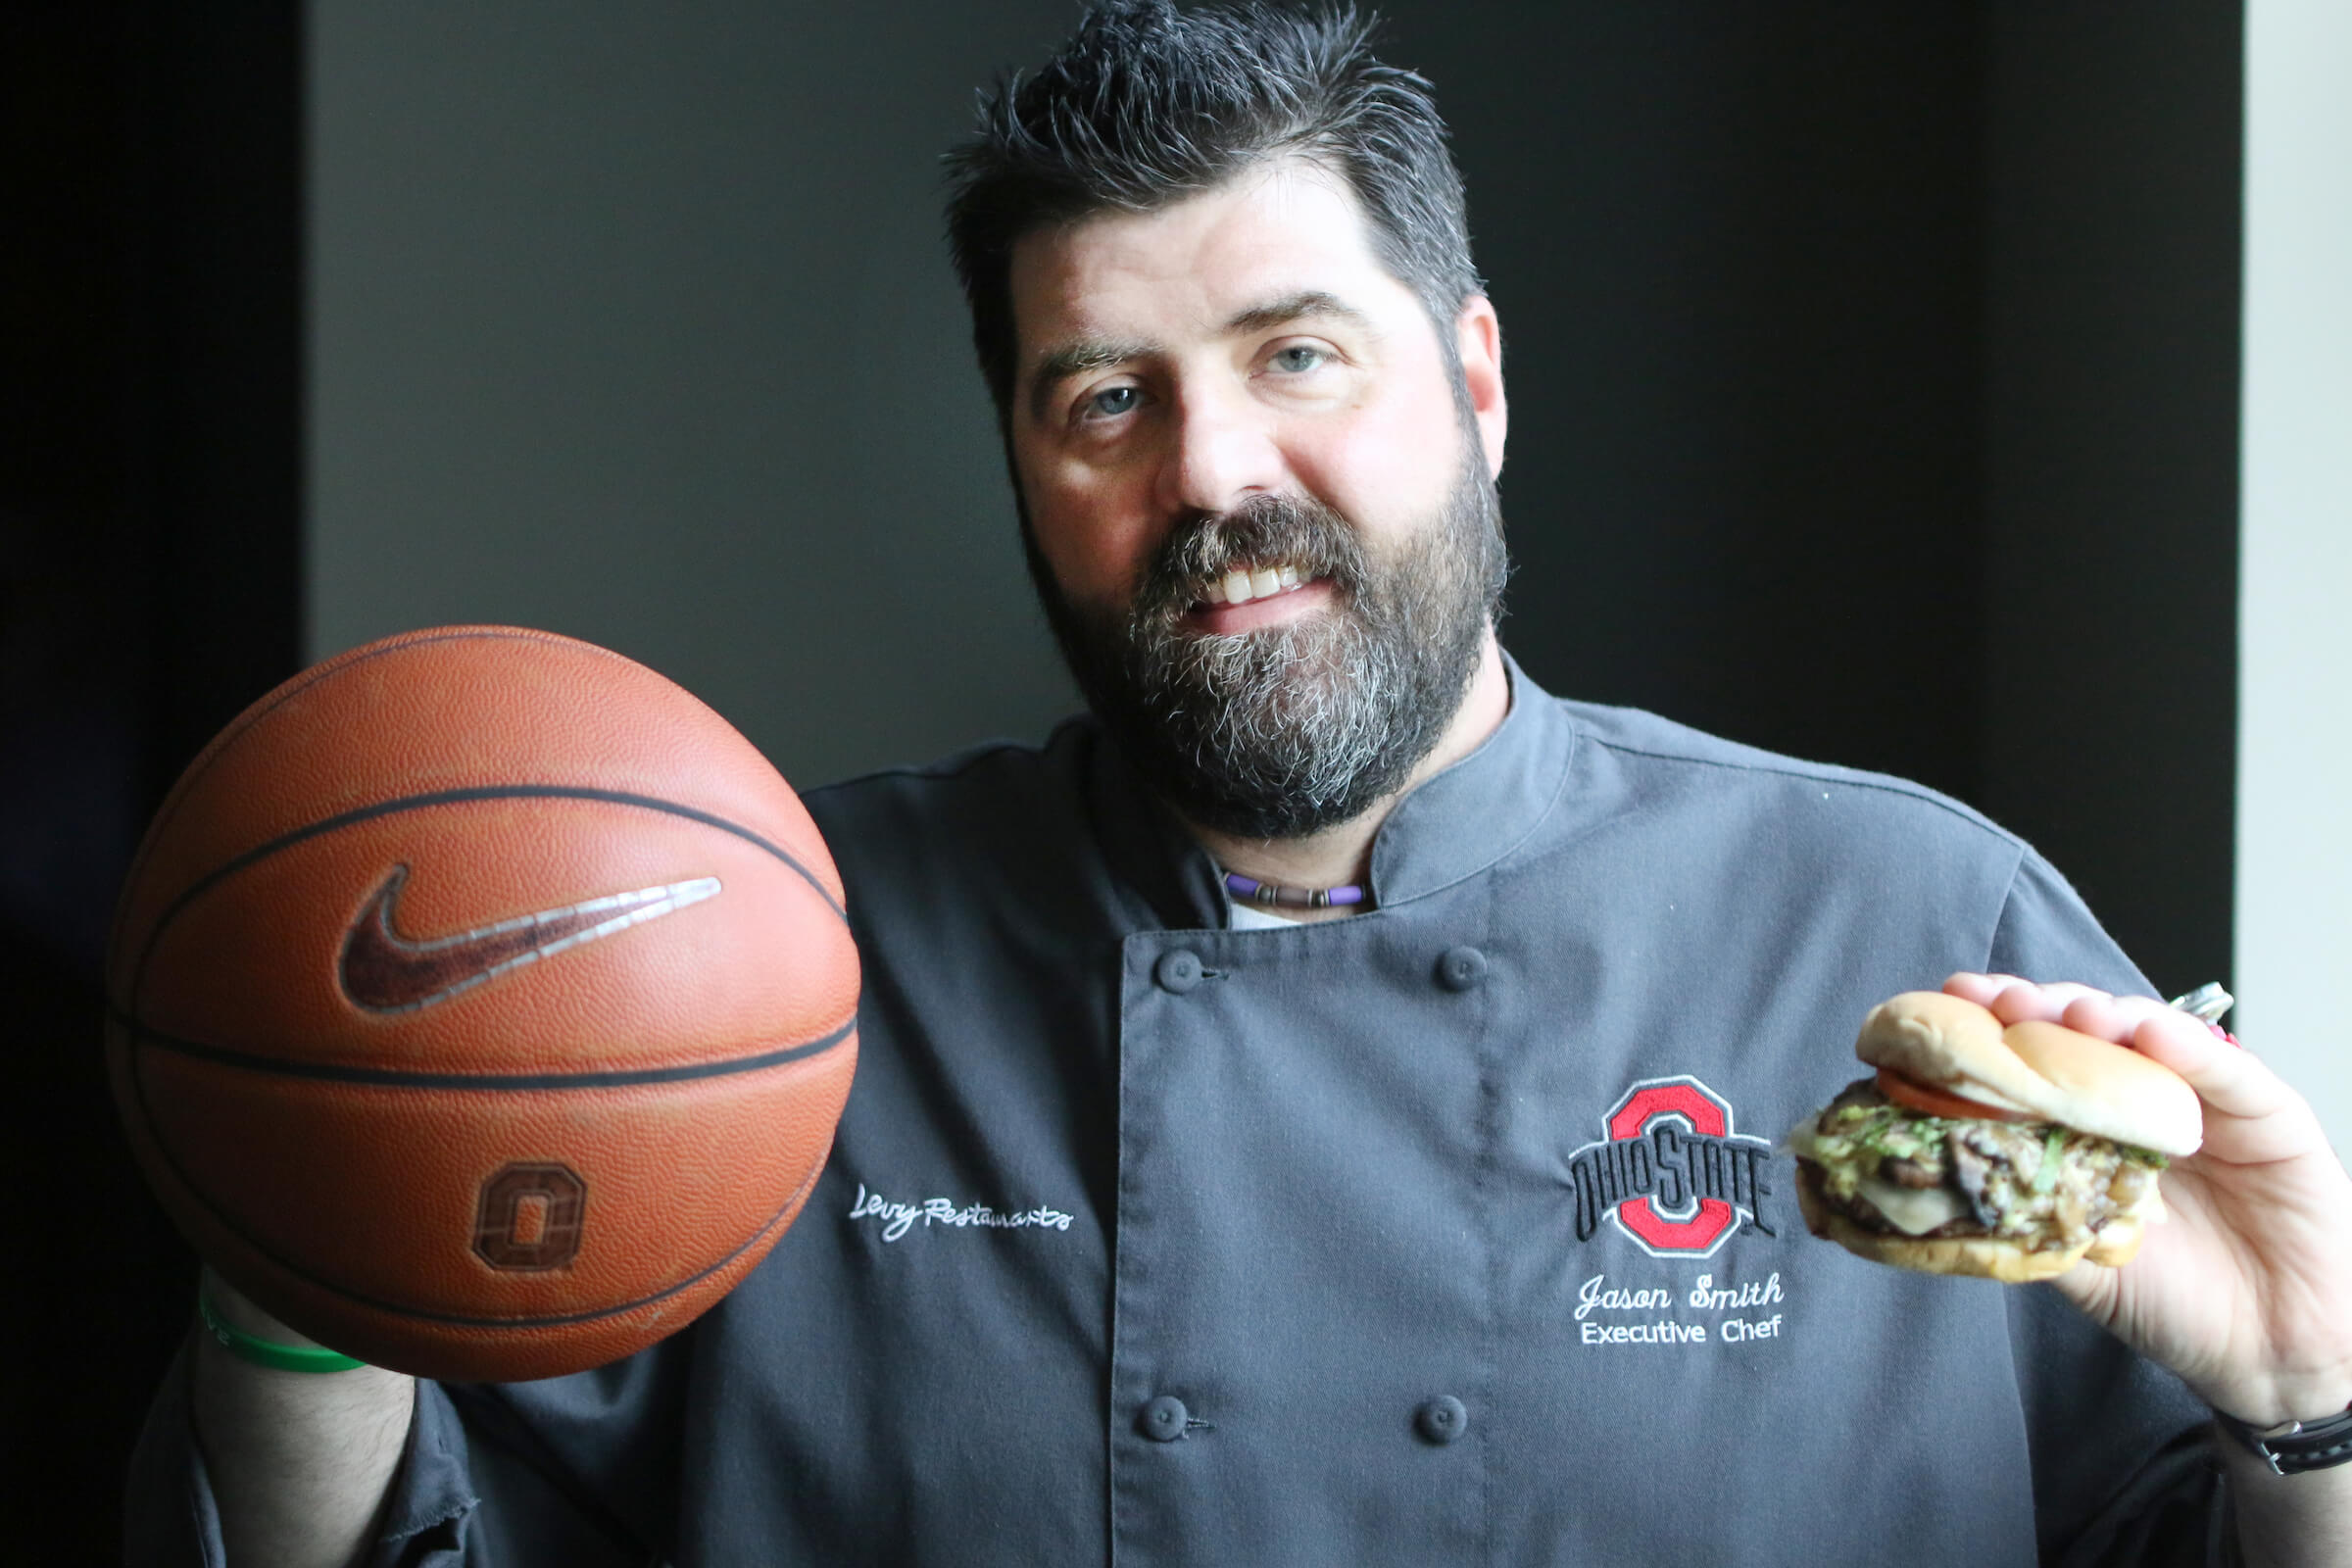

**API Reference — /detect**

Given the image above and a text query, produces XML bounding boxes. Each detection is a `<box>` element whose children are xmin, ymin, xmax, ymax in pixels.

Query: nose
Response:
<box><xmin>1155</xmin><ymin>383</ymin><xmax>1288</xmax><ymax>518</ymax></box>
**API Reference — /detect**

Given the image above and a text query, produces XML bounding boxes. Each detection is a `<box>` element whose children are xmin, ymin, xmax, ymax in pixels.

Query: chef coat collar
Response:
<box><xmin>1085</xmin><ymin>650</ymin><xmax>1578</xmax><ymax>930</ymax></box>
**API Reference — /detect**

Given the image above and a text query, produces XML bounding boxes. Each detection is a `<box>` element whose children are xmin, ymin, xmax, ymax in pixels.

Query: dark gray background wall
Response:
<box><xmin>1981</xmin><ymin>4</ymin><xmax>2240</xmax><ymax>1011</ymax></box>
<box><xmin>308</xmin><ymin>1</ymin><xmax>2237</xmax><ymax>995</ymax></box>
<box><xmin>312</xmin><ymin>2</ymin><xmax>2000</xmax><ymax>797</ymax></box>
<box><xmin>309</xmin><ymin>4</ymin><xmax>1087</xmax><ymax>781</ymax></box>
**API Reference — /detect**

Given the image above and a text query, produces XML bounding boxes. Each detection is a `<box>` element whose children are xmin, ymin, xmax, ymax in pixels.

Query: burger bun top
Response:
<box><xmin>1856</xmin><ymin>991</ymin><xmax>2203</xmax><ymax>1156</ymax></box>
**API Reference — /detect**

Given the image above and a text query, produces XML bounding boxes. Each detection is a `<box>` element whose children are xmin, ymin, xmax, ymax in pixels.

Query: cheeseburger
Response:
<box><xmin>1787</xmin><ymin>991</ymin><xmax>2202</xmax><ymax>1283</ymax></box>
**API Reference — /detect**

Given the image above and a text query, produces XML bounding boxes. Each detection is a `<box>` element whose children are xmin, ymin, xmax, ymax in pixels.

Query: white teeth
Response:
<box><xmin>1198</xmin><ymin>562</ymin><xmax>1309</xmax><ymax>607</ymax></box>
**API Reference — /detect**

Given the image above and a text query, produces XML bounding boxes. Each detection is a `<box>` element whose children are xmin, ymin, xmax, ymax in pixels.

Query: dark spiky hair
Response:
<box><xmin>944</xmin><ymin>0</ymin><xmax>1482</xmax><ymax>424</ymax></box>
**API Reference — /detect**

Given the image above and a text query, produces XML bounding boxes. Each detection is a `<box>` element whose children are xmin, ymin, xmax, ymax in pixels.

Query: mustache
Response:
<box><xmin>1129</xmin><ymin>495</ymin><xmax>1368</xmax><ymax>621</ymax></box>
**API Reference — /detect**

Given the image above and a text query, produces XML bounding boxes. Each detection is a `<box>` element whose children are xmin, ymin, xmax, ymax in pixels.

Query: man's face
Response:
<box><xmin>1005</xmin><ymin>161</ymin><xmax>1509</xmax><ymax>840</ymax></box>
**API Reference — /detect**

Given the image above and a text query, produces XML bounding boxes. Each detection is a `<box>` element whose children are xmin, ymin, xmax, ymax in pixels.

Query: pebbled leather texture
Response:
<box><xmin>105</xmin><ymin>625</ymin><xmax>858</xmax><ymax>1381</ymax></box>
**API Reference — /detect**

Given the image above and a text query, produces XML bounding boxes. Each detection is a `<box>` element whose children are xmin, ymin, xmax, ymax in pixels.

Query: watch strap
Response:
<box><xmin>2214</xmin><ymin>1406</ymin><xmax>2352</xmax><ymax>1475</ymax></box>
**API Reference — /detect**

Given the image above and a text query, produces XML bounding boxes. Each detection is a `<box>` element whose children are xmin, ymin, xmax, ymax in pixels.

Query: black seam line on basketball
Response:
<box><xmin>122</xmin><ymin>781</ymin><xmax>846</xmax><ymax>1013</ymax></box>
<box><xmin>122</xmin><ymin>1033</ymin><xmax>823</xmax><ymax>1334</ymax></box>
<box><xmin>115</xmin><ymin>629</ymin><xmax>554</xmax><ymax>935</ymax></box>
<box><xmin>113</xmin><ymin>1009</ymin><xmax>853</xmax><ymax>1090</ymax></box>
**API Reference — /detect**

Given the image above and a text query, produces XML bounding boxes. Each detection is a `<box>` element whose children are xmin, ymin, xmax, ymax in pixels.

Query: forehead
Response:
<box><xmin>1007</xmin><ymin>161</ymin><xmax>1415</xmax><ymax>356</ymax></box>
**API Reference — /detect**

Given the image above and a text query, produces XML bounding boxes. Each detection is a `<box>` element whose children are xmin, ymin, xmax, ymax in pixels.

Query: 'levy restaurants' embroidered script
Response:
<box><xmin>848</xmin><ymin>1183</ymin><xmax>1075</xmax><ymax>1243</ymax></box>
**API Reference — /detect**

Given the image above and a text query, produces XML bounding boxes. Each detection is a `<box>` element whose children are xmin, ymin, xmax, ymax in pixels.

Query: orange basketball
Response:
<box><xmin>105</xmin><ymin>625</ymin><xmax>858</xmax><ymax>1381</ymax></box>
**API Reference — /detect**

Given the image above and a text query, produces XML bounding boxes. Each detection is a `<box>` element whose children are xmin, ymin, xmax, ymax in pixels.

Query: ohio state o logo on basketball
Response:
<box><xmin>1566</xmin><ymin>1076</ymin><xmax>1775</xmax><ymax>1258</ymax></box>
<box><xmin>474</xmin><ymin>1161</ymin><xmax>588</xmax><ymax>1270</ymax></box>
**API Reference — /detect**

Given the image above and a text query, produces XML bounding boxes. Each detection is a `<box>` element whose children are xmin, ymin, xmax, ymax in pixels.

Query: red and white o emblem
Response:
<box><xmin>1567</xmin><ymin>1075</ymin><xmax>1776</xmax><ymax>1259</ymax></box>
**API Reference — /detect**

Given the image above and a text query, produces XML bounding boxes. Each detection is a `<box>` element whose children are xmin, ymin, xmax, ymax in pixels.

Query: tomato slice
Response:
<box><xmin>1875</xmin><ymin>1066</ymin><xmax>2034</xmax><ymax>1123</ymax></box>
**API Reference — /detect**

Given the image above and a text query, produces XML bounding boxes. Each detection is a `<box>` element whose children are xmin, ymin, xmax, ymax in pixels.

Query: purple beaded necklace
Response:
<box><xmin>1223</xmin><ymin>871</ymin><xmax>1365</xmax><ymax>910</ymax></box>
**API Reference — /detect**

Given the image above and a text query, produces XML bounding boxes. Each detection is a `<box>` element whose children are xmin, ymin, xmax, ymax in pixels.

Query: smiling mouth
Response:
<box><xmin>1192</xmin><ymin>561</ymin><xmax>1309</xmax><ymax>609</ymax></box>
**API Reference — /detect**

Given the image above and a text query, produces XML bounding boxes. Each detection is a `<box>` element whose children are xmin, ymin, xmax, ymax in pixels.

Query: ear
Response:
<box><xmin>1453</xmin><ymin>295</ymin><xmax>1507</xmax><ymax>481</ymax></box>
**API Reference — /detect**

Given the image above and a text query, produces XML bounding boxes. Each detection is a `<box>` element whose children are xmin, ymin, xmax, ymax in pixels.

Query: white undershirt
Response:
<box><xmin>1225</xmin><ymin>896</ymin><xmax>1300</xmax><ymax>930</ymax></box>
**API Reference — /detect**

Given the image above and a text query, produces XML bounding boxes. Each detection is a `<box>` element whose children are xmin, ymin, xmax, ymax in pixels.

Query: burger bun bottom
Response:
<box><xmin>1794</xmin><ymin>1166</ymin><xmax>2150</xmax><ymax>1284</ymax></box>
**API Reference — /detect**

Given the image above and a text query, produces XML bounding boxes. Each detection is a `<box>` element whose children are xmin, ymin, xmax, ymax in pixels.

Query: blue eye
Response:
<box><xmin>1271</xmin><ymin>345</ymin><xmax>1326</xmax><ymax>372</ymax></box>
<box><xmin>1088</xmin><ymin>385</ymin><xmax>1140</xmax><ymax>418</ymax></box>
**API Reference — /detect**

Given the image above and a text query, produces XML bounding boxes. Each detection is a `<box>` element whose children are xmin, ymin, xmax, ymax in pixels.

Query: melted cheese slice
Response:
<box><xmin>1854</xmin><ymin>1173</ymin><xmax>1972</xmax><ymax>1236</ymax></box>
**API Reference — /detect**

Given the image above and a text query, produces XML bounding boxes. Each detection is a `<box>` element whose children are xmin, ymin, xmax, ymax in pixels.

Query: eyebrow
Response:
<box><xmin>1024</xmin><ymin>290</ymin><xmax>1376</xmax><ymax>423</ymax></box>
<box><xmin>1028</xmin><ymin>336</ymin><xmax>1153</xmax><ymax>423</ymax></box>
<box><xmin>1221</xmin><ymin>289</ymin><xmax>1373</xmax><ymax>337</ymax></box>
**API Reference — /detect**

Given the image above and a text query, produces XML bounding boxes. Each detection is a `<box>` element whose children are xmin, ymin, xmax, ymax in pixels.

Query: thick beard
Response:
<box><xmin>1027</xmin><ymin>456</ymin><xmax>1508</xmax><ymax>842</ymax></box>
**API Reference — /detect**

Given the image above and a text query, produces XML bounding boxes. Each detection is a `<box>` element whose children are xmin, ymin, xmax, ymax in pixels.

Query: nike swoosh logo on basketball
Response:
<box><xmin>339</xmin><ymin>865</ymin><xmax>721</xmax><ymax>1012</ymax></box>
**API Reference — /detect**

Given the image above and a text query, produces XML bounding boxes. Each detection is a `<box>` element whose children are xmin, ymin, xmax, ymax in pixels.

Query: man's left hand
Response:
<box><xmin>1945</xmin><ymin>972</ymin><xmax>2352</xmax><ymax>1427</ymax></box>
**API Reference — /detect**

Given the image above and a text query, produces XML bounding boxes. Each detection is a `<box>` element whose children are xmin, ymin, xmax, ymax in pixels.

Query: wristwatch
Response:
<box><xmin>2167</xmin><ymin>981</ymin><xmax>2238</xmax><ymax>1043</ymax></box>
<box><xmin>2213</xmin><ymin>1407</ymin><xmax>2352</xmax><ymax>1476</ymax></box>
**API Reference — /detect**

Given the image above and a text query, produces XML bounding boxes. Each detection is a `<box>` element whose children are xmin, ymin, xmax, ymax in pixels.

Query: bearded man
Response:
<box><xmin>133</xmin><ymin>5</ymin><xmax>2352</xmax><ymax>1566</ymax></box>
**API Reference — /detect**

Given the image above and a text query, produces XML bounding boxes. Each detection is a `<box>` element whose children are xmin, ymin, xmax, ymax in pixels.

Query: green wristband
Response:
<box><xmin>197</xmin><ymin>1280</ymin><xmax>368</xmax><ymax>1374</ymax></box>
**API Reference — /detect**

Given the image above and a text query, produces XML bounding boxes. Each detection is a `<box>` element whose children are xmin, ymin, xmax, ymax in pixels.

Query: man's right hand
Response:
<box><xmin>191</xmin><ymin>1268</ymin><xmax>416</xmax><ymax>1568</ymax></box>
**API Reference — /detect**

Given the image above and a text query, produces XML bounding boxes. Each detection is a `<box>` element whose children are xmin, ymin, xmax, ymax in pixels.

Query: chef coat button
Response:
<box><xmin>1435</xmin><ymin>946</ymin><xmax>1487</xmax><ymax>992</ymax></box>
<box><xmin>1154</xmin><ymin>950</ymin><xmax>1205</xmax><ymax>994</ymax></box>
<box><xmin>1141</xmin><ymin>1394</ymin><xmax>1191</xmax><ymax>1442</ymax></box>
<box><xmin>1415</xmin><ymin>1395</ymin><xmax>1469</xmax><ymax>1445</ymax></box>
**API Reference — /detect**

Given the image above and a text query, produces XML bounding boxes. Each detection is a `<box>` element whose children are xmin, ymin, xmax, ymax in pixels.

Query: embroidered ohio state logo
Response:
<box><xmin>1567</xmin><ymin>1076</ymin><xmax>1776</xmax><ymax>1258</ymax></box>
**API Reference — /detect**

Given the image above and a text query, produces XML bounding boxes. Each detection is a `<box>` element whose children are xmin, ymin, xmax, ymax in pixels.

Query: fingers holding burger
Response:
<box><xmin>1788</xmin><ymin>991</ymin><xmax>2203</xmax><ymax>1284</ymax></box>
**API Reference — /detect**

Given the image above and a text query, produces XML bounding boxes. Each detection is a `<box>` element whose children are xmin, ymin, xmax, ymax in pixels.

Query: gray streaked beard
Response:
<box><xmin>1029</xmin><ymin>456</ymin><xmax>1508</xmax><ymax>841</ymax></box>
